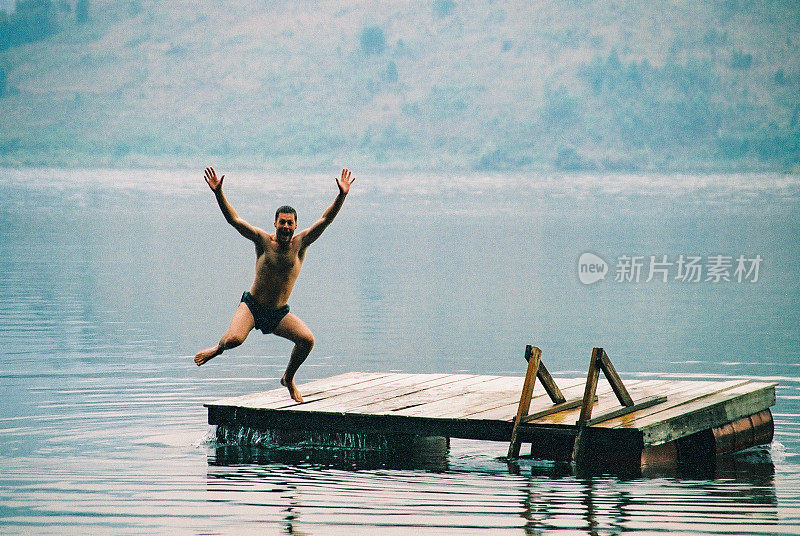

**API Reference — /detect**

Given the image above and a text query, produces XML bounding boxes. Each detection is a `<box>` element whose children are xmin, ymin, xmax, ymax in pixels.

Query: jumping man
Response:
<box><xmin>194</xmin><ymin>167</ymin><xmax>355</xmax><ymax>402</ymax></box>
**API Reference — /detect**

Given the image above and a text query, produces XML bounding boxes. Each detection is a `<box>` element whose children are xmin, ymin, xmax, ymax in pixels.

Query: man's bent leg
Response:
<box><xmin>194</xmin><ymin>303</ymin><xmax>255</xmax><ymax>366</ymax></box>
<box><xmin>273</xmin><ymin>313</ymin><xmax>314</xmax><ymax>402</ymax></box>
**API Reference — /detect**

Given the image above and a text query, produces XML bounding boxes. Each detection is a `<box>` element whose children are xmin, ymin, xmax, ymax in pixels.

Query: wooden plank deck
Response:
<box><xmin>205</xmin><ymin>372</ymin><xmax>776</xmax><ymax>461</ymax></box>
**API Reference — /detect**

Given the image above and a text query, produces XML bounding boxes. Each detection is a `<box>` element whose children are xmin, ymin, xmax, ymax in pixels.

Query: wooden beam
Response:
<box><xmin>586</xmin><ymin>395</ymin><xmax>667</xmax><ymax>426</ymax></box>
<box><xmin>521</xmin><ymin>396</ymin><xmax>591</xmax><ymax>423</ymax></box>
<box><xmin>572</xmin><ymin>347</ymin><xmax>602</xmax><ymax>465</ymax></box>
<box><xmin>507</xmin><ymin>345</ymin><xmax>542</xmax><ymax>458</ymax></box>
<box><xmin>208</xmin><ymin>405</ymin><xmax>515</xmax><ymax>442</ymax></box>
<box><xmin>577</xmin><ymin>347</ymin><xmax>602</xmax><ymax>424</ymax></box>
<box><xmin>536</xmin><ymin>361</ymin><xmax>567</xmax><ymax>404</ymax></box>
<box><xmin>522</xmin><ymin>345</ymin><xmax>566</xmax><ymax>403</ymax></box>
<box><xmin>598</xmin><ymin>349</ymin><xmax>634</xmax><ymax>407</ymax></box>
<box><xmin>518</xmin><ymin>346</ymin><xmax>541</xmax><ymax>418</ymax></box>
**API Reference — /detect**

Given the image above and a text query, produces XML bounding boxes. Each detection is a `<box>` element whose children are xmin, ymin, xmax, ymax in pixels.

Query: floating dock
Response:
<box><xmin>205</xmin><ymin>347</ymin><xmax>776</xmax><ymax>468</ymax></box>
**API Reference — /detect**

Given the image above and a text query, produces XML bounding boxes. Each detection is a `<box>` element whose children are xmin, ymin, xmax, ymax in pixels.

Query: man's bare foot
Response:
<box><xmin>194</xmin><ymin>345</ymin><xmax>220</xmax><ymax>366</ymax></box>
<box><xmin>281</xmin><ymin>375</ymin><xmax>303</xmax><ymax>403</ymax></box>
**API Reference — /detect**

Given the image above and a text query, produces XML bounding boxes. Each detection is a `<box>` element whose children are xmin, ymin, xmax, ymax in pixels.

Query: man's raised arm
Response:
<box><xmin>300</xmin><ymin>168</ymin><xmax>355</xmax><ymax>248</ymax></box>
<box><xmin>204</xmin><ymin>166</ymin><xmax>260</xmax><ymax>242</ymax></box>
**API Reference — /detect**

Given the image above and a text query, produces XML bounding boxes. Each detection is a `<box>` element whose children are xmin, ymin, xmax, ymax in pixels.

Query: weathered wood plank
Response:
<box><xmin>522</xmin><ymin>397</ymin><xmax>586</xmax><ymax>422</ymax></box>
<box><xmin>459</xmin><ymin>378</ymin><xmax>588</xmax><ymax>420</ymax></box>
<box><xmin>637</xmin><ymin>382</ymin><xmax>776</xmax><ymax>445</ymax></box>
<box><xmin>598</xmin><ymin>379</ymin><xmax>752</xmax><ymax>429</ymax></box>
<box><xmin>207</xmin><ymin>372</ymin><xmax>387</xmax><ymax>408</ymax></box>
<box><xmin>430</xmin><ymin>387</ymin><xmax>522</xmax><ymax>418</ymax></box>
<box><xmin>286</xmin><ymin>374</ymin><xmax>450</xmax><ymax>411</ymax></box>
<box><xmin>587</xmin><ymin>395</ymin><xmax>667</xmax><ymax>425</ymax></box>
<box><xmin>317</xmin><ymin>374</ymin><xmax>511</xmax><ymax>417</ymax></box>
<box><xmin>651</xmin><ymin>379</ymin><xmax>716</xmax><ymax>399</ymax></box>
<box><xmin>464</xmin><ymin>378</ymin><xmax>588</xmax><ymax>420</ymax></box>
<box><xmin>313</xmin><ymin>373</ymin><xmax>489</xmax><ymax>413</ymax></box>
<box><xmin>344</xmin><ymin>374</ymin><xmax>498</xmax><ymax>414</ymax></box>
<box><xmin>390</xmin><ymin>376</ymin><xmax>526</xmax><ymax>418</ymax></box>
<box><xmin>384</xmin><ymin>376</ymin><xmax>519</xmax><ymax>416</ymax></box>
<box><xmin>265</xmin><ymin>373</ymin><xmax>432</xmax><ymax>410</ymax></box>
<box><xmin>598</xmin><ymin>350</ymin><xmax>634</xmax><ymax>407</ymax></box>
<box><xmin>477</xmin><ymin>380</ymin><xmax>601</xmax><ymax>424</ymax></box>
<box><xmin>508</xmin><ymin>346</ymin><xmax>542</xmax><ymax>458</ymax></box>
<box><xmin>577</xmin><ymin>347</ymin><xmax>602</xmax><ymax>424</ymax></box>
<box><xmin>536</xmin><ymin>361</ymin><xmax>567</xmax><ymax>404</ymax></box>
<box><xmin>280</xmin><ymin>373</ymin><xmax>454</xmax><ymax>412</ymax></box>
<box><xmin>515</xmin><ymin>346</ymin><xmax>542</xmax><ymax>423</ymax></box>
<box><xmin>636</xmin><ymin>381</ymin><xmax>775</xmax><ymax>427</ymax></box>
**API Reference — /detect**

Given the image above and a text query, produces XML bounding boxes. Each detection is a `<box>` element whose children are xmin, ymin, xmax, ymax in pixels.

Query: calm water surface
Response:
<box><xmin>1</xmin><ymin>168</ymin><xmax>799</xmax><ymax>535</ymax></box>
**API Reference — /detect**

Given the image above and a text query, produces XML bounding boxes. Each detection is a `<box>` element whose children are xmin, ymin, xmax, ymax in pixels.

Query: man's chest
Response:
<box><xmin>259</xmin><ymin>248</ymin><xmax>301</xmax><ymax>273</ymax></box>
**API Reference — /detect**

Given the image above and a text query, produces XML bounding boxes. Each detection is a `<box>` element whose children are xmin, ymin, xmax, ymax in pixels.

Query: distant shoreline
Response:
<box><xmin>0</xmin><ymin>158</ymin><xmax>796</xmax><ymax>176</ymax></box>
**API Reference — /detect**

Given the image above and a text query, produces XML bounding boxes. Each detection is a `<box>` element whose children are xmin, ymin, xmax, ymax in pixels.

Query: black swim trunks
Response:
<box><xmin>241</xmin><ymin>291</ymin><xmax>290</xmax><ymax>334</ymax></box>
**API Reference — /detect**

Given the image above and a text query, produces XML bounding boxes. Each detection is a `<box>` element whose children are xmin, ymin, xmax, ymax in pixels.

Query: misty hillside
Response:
<box><xmin>0</xmin><ymin>0</ymin><xmax>798</xmax><ymax>172</ymax></box>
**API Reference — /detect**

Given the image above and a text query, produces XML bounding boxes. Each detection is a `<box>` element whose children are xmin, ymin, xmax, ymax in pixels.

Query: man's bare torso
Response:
<box><xmin>195</xmin><ymin>166</ymin><xmax>355</xmax><ymax>402</ymax></box>
<box><xmin>249</xmin><ymin>231</ymin><xmax>306</xmax><ymax>309</ymax></box>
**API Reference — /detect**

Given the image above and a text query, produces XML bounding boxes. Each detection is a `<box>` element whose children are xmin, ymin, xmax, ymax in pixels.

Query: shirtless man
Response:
<box><xmin>194</xmin><ymin>166</ymin><xmax>355</xmax><ymax>402</ymax></box>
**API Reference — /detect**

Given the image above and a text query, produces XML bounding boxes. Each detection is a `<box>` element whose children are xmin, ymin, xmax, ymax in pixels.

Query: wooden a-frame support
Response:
<box><xmin>571</xmin><ymin>347</ymin><xmax>666</xmax><ymax>465</ymax></box>
<box><xmin>507</xmin><ymin>345</ymin><xmax>579</xmax><ymax>458</ymax></box>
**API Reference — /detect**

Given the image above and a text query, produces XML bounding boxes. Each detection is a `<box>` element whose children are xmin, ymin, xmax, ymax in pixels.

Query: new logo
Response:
<box><xmin>578</xmin><ymin>253</ymin><xmax>608</xmax><ymax>285</ymax></box>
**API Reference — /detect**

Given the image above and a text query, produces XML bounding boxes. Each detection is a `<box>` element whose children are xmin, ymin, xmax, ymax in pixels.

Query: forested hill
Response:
<box><xmin>1</xmin><ymin>0</ymin><xmax>798</xmax><ymax>172</ymax></box>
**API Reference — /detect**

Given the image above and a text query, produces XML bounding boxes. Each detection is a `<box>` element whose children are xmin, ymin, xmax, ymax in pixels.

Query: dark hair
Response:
<box><xmin>275</xmin><ymin>205</ymin><xmax>297</xmax><ymax>222</ymax></box>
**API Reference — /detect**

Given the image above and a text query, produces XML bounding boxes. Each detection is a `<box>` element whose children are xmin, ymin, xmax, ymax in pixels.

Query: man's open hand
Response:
<box><xmin>336</xmin><ymin>168</ymin><xmax>355</xmax><ymax>195</ymax></box>
<box><xmin>204</xmin><ymin>167</ymin><xmax>224</xmax><ymax>192</ymax></box>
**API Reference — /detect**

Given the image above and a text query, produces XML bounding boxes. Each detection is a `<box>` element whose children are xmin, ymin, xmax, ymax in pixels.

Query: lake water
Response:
<box><xmin>1</xmin><ymin>168</ymin><xmax>799</xmax><ymax>535</ymax></box>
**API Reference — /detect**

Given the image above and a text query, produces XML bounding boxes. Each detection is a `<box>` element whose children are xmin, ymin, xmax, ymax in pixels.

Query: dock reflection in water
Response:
<box><xmin>520</xmin><ymin>452</ymin><xmax>778</xmax><ymax>535</ymax></box>
<box><xmin>206</xmin><ymin>427</ymin><xmax>782</xmax><ymax>535</ymax></box>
